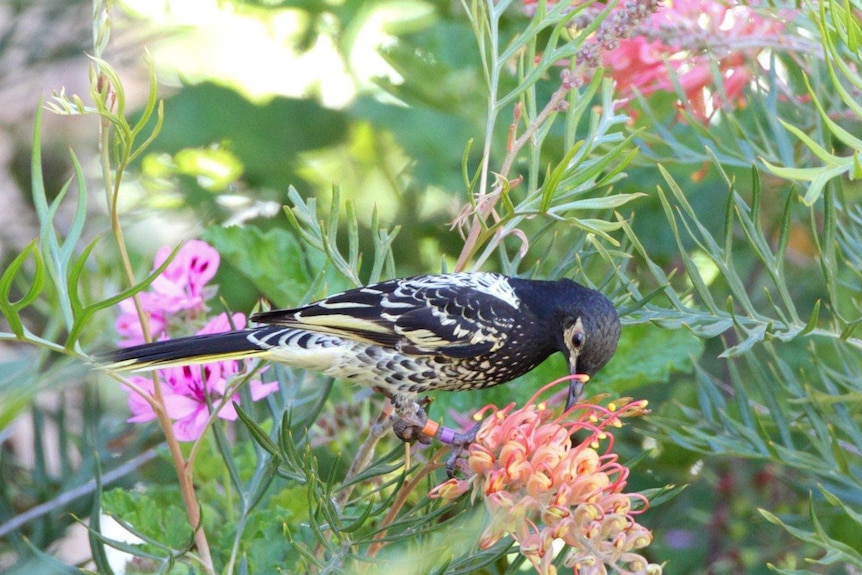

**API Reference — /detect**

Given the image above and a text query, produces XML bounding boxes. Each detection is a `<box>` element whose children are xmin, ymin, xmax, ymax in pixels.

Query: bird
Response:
<box><xmin>100</xmin><ymin>272</ymin><xmax>621</xmax><ymax>439</ymax></box>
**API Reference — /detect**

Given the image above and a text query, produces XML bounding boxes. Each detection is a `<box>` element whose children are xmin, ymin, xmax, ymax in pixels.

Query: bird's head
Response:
<box><xmin>553</xmin><ymin>279</ymin><xmax>621</xmax><ymax>407</ymax></box>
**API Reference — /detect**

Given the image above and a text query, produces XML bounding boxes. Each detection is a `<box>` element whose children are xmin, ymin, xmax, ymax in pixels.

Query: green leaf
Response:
<box><xmin>62</xmin><ymin>150</ymin><xmax>88</xmax><ymax>266</ymax></box>
<box><xmin>0</xmin><ymin>240</ymin><xmax>46</xmax><ymax>338</ymax></box>
<box><xmin>101</xmin><ymin>486</ymin><xmax>193</xmax><ymax>552</ymax></box>
<box><xmin>818</xmin><ymin>485</ymin><xmax>862</xmax><ymax>526</ymax></box>
<box><xmin>234</xmin><ymin>402</ymin><xmax>280</xmax><ymax>459</ymax></box>
<box><xmin>68</xmin><ymin>242</ymin><xmax>181</xmax><ymax>348</ymax></box>
<box><xmin>598</xmin><ymin>323</ymin><xmax>705</xmax><ymax>391</ymax></box>
<box><xmin>202</xmin><ymin>225</ymin><xmax>311</xmax><ymax>307</ymax></box>
<box><xmin>87</xmin><ymin>458</ymin><xmax>116</xmax><ymax>575</ymax></box>
<box><xmin>540</xmin><ymin>141</ymin><xmax>584</xmax><ymax>211</ymax></box>
<box><xmin>550</xmin><ymin>192</ymin><xmax>646</xmax><ymax>213</ymax></box>
<box><xmin>0</xmin><ymin>355</ymin><xmax>41</xmax><ymax>430</ymax></box>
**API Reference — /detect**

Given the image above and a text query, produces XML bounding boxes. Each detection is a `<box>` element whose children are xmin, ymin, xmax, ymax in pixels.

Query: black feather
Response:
<box><xmin>100</xmin><ymin>329</ymin><xmax>268</xmax><ymax>367</ymax></box>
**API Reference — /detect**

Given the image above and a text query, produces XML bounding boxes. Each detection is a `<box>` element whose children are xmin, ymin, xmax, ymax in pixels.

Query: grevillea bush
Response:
<box><xmin>2</xmin><ymin>1</ymin><xmax>861</xmax><ymax>574</ymax></box>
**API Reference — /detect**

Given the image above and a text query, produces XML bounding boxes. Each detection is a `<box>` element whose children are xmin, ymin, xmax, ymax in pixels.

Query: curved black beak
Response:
<box><xmin>565</xmin><ymin>373</ymin><xmax>590</xmax><ymax>410</ymax></box>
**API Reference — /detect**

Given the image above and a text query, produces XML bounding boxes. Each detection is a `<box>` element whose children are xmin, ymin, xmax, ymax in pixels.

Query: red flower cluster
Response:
<box><xmin>605</xmin><ymin>0</ymin><xmax>790</xmax><ymax>121</ymax></box>
<box><xmin>431</xmin><ymin>379</ymin><xmax>660</xmax><ymax>575</ymax></box>
<box><xmin>523</xmin><ymin>0</ymin><xmax>793</xmax><ymax>122</ymax></box>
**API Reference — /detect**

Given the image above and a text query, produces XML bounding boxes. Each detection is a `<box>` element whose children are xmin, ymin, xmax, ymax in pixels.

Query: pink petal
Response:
<box><xmin>250</xmin><ymin>379</ymin><xmax>279</xmax><ymax>401</ymax></box>
<box><xmin>172</xmin><ymin>405</ymin><xmax>211</xmax><ymax>441</ymax></box>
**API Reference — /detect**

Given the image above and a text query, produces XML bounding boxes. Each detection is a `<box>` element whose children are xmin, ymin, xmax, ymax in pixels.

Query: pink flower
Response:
<box><xmin>523</xmin><ymin>0</ymin><xmax>793</xmax><ymax>123</ymax></box>
<box><xmin>605</xmin><ymin>0</ymin><xmax>790</xmax><ymax>121</ymax></box>
<box><xmin>148</xmin><ymin>240</ymin><xmax>220</xmax><ymax>315</ymax></box>
<box><xmin>116</xmin><ymin>240</ymin><xmax>221</xmax><ymax>346</ymax></box>
<box><xmin>430</xmin><ymin>379</ymin><xmax>659</xmax><ymax>575</ymax></box>
<box><xmin>124</xmin><ymin>313</ymin><xmax>278</xmax><ymax>441</ymax></box>
<box><xmin>115</xmin><ymin>295</ymin><xmax>168</xmax><ymax>347</ymax></box>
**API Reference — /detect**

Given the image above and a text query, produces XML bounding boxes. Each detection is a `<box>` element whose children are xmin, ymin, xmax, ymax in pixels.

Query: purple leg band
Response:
<box><xmin>437</xmin><ymin>426</ymin><xmax>457</xmax><ymax>444</ymax></box>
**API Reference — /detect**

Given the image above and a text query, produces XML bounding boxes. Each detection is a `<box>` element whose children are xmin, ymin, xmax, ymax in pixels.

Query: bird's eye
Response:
<box><xmin>571</xmin><ymin>331</ymin><xmax>585</xmax><ymax>349</ymax></box>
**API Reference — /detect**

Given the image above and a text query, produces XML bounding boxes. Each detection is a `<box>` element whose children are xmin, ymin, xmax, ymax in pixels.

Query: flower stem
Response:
<box><xmin>94</xmin><ymin>66</ymin><xmax>215</xmax><ymax>575</ymax></box>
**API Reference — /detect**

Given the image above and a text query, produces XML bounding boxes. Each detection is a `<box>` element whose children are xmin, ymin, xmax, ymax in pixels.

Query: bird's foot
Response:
<box><xmin>384</xmin><ymin>393</ymin><xmax>482</xmax><ymax>456</ymax></box>
<box><xmin>389</xmin><ymin>395</ymin><xmax>433</xmax><ymax>444</ymax></box>
<box><xmin>392</xmin><ymin>417</ymin><xmax>433</xmax><ymax>444</ymax></box>
<box><xmin>444</xmin><ymin>422</ymin><xmax>481</xmax><ymax>478</ymax></box>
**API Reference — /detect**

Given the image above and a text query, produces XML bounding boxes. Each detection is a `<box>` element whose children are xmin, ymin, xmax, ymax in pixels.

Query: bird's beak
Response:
<box><xmin>566</xmin><ymin>358</ymin><xmax>590</xmax><ymax>410</ymax></box>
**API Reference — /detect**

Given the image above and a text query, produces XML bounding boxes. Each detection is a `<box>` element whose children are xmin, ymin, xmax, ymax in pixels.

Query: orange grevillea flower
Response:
<box><xmin>431</xmin><ymin>378</ymin><xmax>661</xmax><ymax>575</ymax></box>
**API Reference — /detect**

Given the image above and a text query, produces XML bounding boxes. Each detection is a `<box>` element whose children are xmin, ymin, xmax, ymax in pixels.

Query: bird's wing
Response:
<box><xmin>250</xmin><ymin>273</ymin><xmax>521</xmax><ymax>358</ymax></box>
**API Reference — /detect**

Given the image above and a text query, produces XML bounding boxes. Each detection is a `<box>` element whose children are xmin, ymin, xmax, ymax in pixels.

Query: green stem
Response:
<box><xmin>94</xmin><ymin>74</ymin><xmax>215</xmax><ymax>574</ymax></box>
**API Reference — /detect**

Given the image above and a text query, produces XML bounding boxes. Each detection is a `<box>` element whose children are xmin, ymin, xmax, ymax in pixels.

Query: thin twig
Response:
<box><xmin>366</xmin><ymin>449</ymin><xmax>446</xmax><ymax>558</ymax></box>
<box><xmin>335</xmin><ymin>401</ymin><xmax>397</xmax><ymax>507</ymax></box>
<box><xmin>454</xmin><ymin>81</ymin><xmax>574</xmax><ymax>272</ymax></box>
<box><xmin>93</xmin><ymin>60</ymin><xmax>215</xmax><ymax>575</ymax></box>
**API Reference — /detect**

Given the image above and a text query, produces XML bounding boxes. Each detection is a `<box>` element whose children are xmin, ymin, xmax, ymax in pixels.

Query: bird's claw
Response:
<box><xmin>390</xmin><ymin>395</ymin><xmax>433</xmax><ymax>444</ymax></box>
<box><xmin>443</xmin><ymin>421</ymin><xmax>481</xmax><ymax>478</ymax></box>
<box><xmin>392</xmin><ymin>418</ymin><xmax>433</xmax><ymax>444</ymax></box>
<box><xmin>384</xmin><ymin>394</ymin><xmax>482</xmax><ymax>477</ymax></box>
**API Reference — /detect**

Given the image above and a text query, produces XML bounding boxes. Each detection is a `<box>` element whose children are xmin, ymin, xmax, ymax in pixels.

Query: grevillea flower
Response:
<box><xmin>604</xmin><ymin>0</ymin><xmax>790</xmax><ymax>122</ymax></box>
<box><xmin>522</xmin><ymin>0</ymin><xmax>793</xmax><ymax>123</ymax></box>
<box><xmin>431</xmin><ymin>378</ymin><xmax>661</xmax><ymax>575</ymax></box>
<box><xmin>117</xmin><ymin>240</ymin><xmax>277</xmax><ymax>441</ymax></box>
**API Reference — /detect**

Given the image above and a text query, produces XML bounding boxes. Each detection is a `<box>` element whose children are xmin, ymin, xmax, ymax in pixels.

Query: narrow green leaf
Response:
<box><xmin>818</xmin><ymin>485</ymin><xmax>862</xmax><ymax>526</ymax></box>
<box><xmin>326</xmin><ymin>185</ymin><xmax>341</xmax><ymax>249</ymax></box>
<box><xmin>779</xmin><ymin>117</ymin><xmax>843</xmax><ymax>166</ymax></box>
<box><xmin>775</xmin><ymin>189</ymin><xmax>794</xmax><ymax>268</ymax></box>
<box><xmin>210</xmin><ymin>404</ymin><xmax>247</xmax><ymax>499</ymax></box>
<box><xmin>30</xmin><ymin>103</ymin><xmax>49</xmax><ymax>220</ymax></box>
<box><xmin>460</xmin><ymin>138</ymin><xmax>479</xmax><ymax>195</ymax></box>
<box><xmin>800</xmin><ymin>301</ymin><xmax>821</xmax><ymax>336</ymax></box>
<box><xmin>61</xmin><ymin>151</ymin><xmax>89</xmax><ymax>265</ymax></box>
<box><xmin>0</xmin><ymin>240</ymin><xmax>46</xmax><ymax>338</ymax></box>
<box><xmin>68</xmin><ymin>242</ymin><xmax>181</xmax><ymax>348</ymax></box>
<box><xmin>808</xmin><ymin>496</ymin><xmax>862</xmax><ymax>565</ymax></box>
<box><xmin>128</xmin><ymin>54</ymin><xmax>160</xmax><ymax>141</ymax></box>
<box><xmin>234</xmin><ymin>402</ymin><xmax>280</xmax><ymax>458</ymax></box>
<box><xmin>539</xmin><ymin>141</ymin><xmax>583</xmax><ymax>211</ymax></box>
<box><xmin>802</xmin><ymin>73</ymin><xmax>862</xmax><ymax>151</ymax></box>
<box><xmin>346</xmin><ymin>199</ymin><xmax>359</xmax><ymax>271</ymax></box>
<box><xmin>88</xmin><ymin>458</ymin><xmax>116</xmax><ymax>575</ymax></box>
<box><xmin>126</xmin><ymin>100</ymin><xmax>165</xmax><ymax>166</ymax></box>
<box><xmin>550</xmin><ymin>192</ymin><xmax>646</xmax><ymax>212</ymax></box>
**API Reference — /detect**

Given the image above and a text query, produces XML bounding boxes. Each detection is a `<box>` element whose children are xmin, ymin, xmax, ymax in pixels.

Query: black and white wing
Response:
<box><xmin>250</xmin><ymin>272</ymin><xmax>521</xmax><ymax>358</ymax></box>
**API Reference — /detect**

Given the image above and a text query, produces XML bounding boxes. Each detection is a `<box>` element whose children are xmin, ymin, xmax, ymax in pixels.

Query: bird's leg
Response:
<box><xmin>372</xmin><ymin>388</ymin><xmax>431</xmax><ymax>443</ymax></box>
<box><xmin>375</xmin><ymin>389</ymin><xmax>482</xmax><ymax>448</ymax></box>
<box><xmin>390</xmin><ymin>394</ymin><xmax>433</xmax><ymax>444</ymax></box>
<box><xmin>443</xmin><ymin>421</ymin><xmax>482</xmax><ymax>478</ymax></box>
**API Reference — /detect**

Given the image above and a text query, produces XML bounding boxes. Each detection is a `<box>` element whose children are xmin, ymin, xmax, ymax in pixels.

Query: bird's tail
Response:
<box><xmin>97</xmin><ymin>329</ymin><xmax>270</xmax><ymax>372</ymax></box>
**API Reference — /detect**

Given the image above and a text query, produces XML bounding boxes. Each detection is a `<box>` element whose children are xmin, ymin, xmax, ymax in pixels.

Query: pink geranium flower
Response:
<box><xmin>117</xmin><ymin>240</ymin><xmax>278</xmax><ymax>441</ymax></box>
<box><xmin>116</xmin><ymin>240</ymin><xmax>221</xmax><ymax>346</ymax></box>
<box><xmin>115</xmin><ymin>295</ymin><xmax>168</xmax><ymax>347</ymax></box>
<box><xmin>148</xmin><ymin>240</ymin><xmax>220</xmax><ymax>315</ymax></box>
<box><xmin>124</xmin><ymin>313</ymin><xmax>278</xmax><ymax>441</ymax></box>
